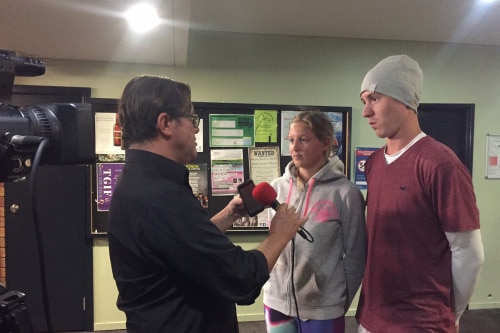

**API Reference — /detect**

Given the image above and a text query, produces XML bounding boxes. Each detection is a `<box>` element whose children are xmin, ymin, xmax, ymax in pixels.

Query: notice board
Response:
<box><xmin>90</xmin><ymin>99</ymin><xmax>352</xmax><ymax>235</ymax></box>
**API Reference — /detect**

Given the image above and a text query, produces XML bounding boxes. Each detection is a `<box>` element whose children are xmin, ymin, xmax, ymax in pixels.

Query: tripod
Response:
<box><xmin>0</xmin><ymin>285</ymin><xmax>34</xmax><ymax>333</ymax></box>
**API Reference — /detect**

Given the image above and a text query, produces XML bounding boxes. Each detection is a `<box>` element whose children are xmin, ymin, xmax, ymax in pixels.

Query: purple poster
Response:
<box><xmin>96</xmin><ymin>163</ymin><xmax>124</xmax><ymax>211</ymax></box>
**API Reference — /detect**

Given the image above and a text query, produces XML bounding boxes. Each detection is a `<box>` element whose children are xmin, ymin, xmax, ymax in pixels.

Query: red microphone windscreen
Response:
<box><xmin>252</xmin><ymin>182</ymin><xmax>277</xmax><ymax>206</ymax></box>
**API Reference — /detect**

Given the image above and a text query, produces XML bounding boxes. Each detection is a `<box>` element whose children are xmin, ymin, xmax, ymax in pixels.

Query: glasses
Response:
<box><xmin>182</xmin><ymin>114</ymin><xmax>200</xmax><ymax>128</ymax></box>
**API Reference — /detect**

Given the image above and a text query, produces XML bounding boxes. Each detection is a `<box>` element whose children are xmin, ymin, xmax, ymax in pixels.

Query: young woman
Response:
<box><xmin>264</xmin><ymin>111</ymin><xmax>367</xmax><ymax>333</ymax></box>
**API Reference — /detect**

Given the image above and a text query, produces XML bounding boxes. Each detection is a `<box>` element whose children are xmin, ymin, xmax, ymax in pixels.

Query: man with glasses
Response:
<box><xmin>108</xmin><ymin>75</ymin><xmax>307</xmax><ymax>333</ymax></box>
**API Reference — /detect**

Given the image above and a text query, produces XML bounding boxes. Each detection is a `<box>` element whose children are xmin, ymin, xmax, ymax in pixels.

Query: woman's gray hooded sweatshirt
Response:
<box><xmin>263</xmin><ymin>156</ymin><xmax>367</xmax><ymax>320</ymax></box>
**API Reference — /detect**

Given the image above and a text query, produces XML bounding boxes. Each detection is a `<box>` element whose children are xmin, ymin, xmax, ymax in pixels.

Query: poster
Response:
<box><xmin>186</xmin><ymin>163</ymin><xmax>209</xmax><ymax>208</ymax></box>
<box><xmin>195</xmin><ymin>118</ymin><xmax>204</xmax><ymax>152</ymax></box>
<box><xmin>210</xmin><ymin>149</ymin><xmax>244</xmax><ymax>196</ymax></box>
<box><xmin>95</xmin><ymin>112</ymin><xmax>125</xmax><ymax>161</ymax></box>
<box><xmin>209</xmin><ymin>114</ymin><xmax>255</xmax><ymax>147</ymax></box>
<box><xmin>248</xmin><ymin>146</ymin><xmax>281</xmax><ymax>185</ymax></box>
<box><xmin>96</xmin><ymin>162</ymin><xmax>124</xmax><ymax>211</ymax></box>
<box><xmin>486</xmin><ymin>134</ymin><xmax>500</xmax><ymax>179</ymax></box>
<box><xmin>280</xmin><ymin>111</ymin><xmax>299</xmax><ymax>156</ymax></box>
<box><xmin>354</xmin><ymin>147</ymin><xmax>378</xmax><ymax>190</ymax></box>
<box><xmin>255</xmin><ymin>110</ymin><xmax>278</xmax><ymax>143</ymax></box>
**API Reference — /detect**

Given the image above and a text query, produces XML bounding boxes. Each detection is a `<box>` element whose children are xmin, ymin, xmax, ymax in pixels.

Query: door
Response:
<box><xmin>418</xmin><ymin>103</ymin><xmax>474</xmax><ymax>173</ymax></box>
<box><xmin>5</xmin><ymin>164</ymin><xmax>93</xmax><ymax>332</ymax></box>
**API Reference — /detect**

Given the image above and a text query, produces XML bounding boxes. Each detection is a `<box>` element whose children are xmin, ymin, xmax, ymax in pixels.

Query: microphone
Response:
<box><xmin>252</xmin><ymin>182</ymin><xmax>311</xmax><ymax>241</ymax></box>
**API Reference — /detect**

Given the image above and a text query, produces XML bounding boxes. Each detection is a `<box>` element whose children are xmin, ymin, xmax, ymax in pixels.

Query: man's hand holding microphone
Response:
<box><xmin>253</xmin><ymin>182</ymin><xmax>308</xmax><ymax>271</ymax></box>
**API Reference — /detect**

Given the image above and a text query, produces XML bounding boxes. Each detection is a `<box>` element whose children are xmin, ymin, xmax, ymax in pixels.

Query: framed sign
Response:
<box><xmin>485</xmin><ymin>134</ymin><xmax>500</xmax><ymax>179</ymax></box>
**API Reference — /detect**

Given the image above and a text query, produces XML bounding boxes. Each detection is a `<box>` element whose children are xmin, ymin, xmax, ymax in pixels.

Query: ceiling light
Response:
<box><xmin>125</xmin><ymin>3</ymin><xmax>160</xmax><ymax>32</ymax></box>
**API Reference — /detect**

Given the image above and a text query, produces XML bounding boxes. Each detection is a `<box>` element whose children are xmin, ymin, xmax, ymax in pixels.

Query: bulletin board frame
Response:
<box><xmin>89</xmin><ymin>99</ymin><xmax>352</xmax><ymax>235</ymax></box>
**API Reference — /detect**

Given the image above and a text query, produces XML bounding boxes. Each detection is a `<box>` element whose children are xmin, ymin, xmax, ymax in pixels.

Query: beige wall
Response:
<box><xmin>13</xmin><ymin>32</ymin><xmax>500</xmax><ymax>330</ymax></box>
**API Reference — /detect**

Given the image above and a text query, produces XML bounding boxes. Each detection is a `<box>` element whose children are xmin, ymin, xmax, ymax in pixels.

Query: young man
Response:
<box><xmin>355</xmin><ymin>55</ymin><xmax>484</xmax><ymax>333</ymax></box>
<box><xmin>107</xmin><ymin>75</ymin><xmax>307</xmax><ymax>333</ymax></box>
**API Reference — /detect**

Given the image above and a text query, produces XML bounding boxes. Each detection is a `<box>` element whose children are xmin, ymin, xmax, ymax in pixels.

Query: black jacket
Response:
<box><xmin>108</xmin><ymin>149</ymin><xmax>269</xmax><ymax>333</ymax></box>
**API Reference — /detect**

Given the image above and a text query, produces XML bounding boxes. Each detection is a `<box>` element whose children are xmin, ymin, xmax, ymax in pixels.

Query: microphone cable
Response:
<box><xmin>299</xmin><ymin>227</ymin><xmax>314</xmax><ymax>243</ymax></box>
<box><xmin>290</xmin><ymin>237</ymin><xmax>303</xmax><ymax>333</ymax></box>
<box><xmin>29</xmin><ymin>138</ymin><xmax>55</xmax><ymax>333</ymax></box>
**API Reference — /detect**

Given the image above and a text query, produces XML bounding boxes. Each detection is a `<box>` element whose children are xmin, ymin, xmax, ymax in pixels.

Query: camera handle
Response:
<box><xmin>0</xmin><ymin>289</ymin><xmax>34</xmax><ymax>333</ymax></box>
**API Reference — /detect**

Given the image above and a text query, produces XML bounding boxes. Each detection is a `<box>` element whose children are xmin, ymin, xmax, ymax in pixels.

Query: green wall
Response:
<box><xmin>14</xmin><ymin>31</ymin><xmax>500</xmax><ymax>330</ymax></box>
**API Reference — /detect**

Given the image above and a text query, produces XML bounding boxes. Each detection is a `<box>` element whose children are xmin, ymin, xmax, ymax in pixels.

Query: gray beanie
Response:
<box><xmin>360</xmin><ymin>54</ymin><xmax>423</xmax><ymax>112</ymax></box>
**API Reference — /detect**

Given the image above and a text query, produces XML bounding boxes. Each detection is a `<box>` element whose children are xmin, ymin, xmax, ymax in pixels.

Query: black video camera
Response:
<box><xmin>0</xmin><ymin>284</ymin><xmax>33</xmax><ymax>333</ymax></box>
<box><xmin>0</xmin><ymin>49</ymin><xmax>94</xmax><ymax>182</ymax></box>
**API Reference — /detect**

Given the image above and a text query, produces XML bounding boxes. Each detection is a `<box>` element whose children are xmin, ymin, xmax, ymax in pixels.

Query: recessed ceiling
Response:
<box><xmin>1</xmin><ymin>0</ymin><xmax>499</xmax><ymax>66</ymax></box>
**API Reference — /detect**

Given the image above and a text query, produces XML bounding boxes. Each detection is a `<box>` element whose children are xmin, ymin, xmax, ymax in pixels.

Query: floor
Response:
<box><xmin>66</xmin><ymin>308</ymin><xmax>500</xmax><ymax>333</ymax></box>
<box><xmin>239</xmin><ymin>309</ymin><xmax>500</xmax><ymax>333</ymax></box>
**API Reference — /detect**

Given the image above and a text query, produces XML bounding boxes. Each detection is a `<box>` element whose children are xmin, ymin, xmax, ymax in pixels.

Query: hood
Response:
<box><xmin>283</xmin><ymin>155</ymin><xmax>346</xmax><ymax>183</ymax></box>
